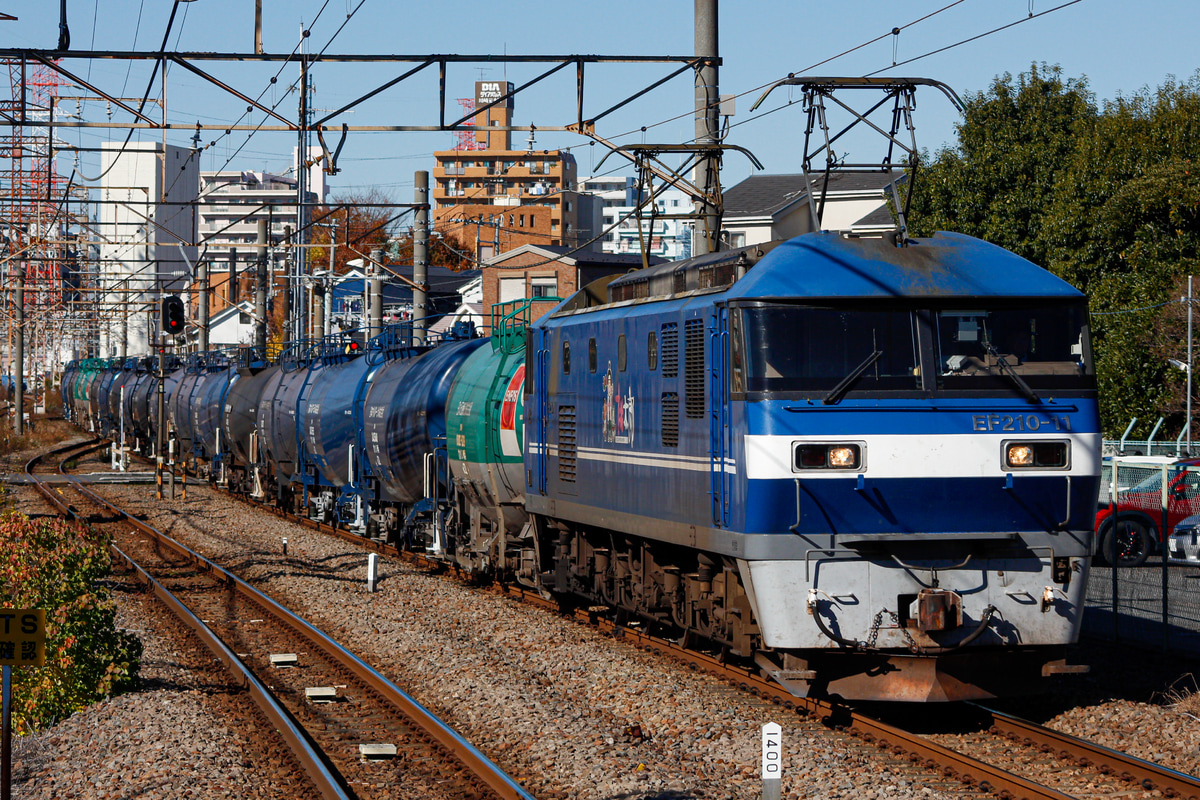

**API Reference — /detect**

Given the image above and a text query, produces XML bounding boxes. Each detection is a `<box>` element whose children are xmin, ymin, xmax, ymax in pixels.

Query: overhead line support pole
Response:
<box><xmin>693</xmin><ymin>0</ymin><xmax>720</xmax><ymax>256</ymax></box>
<box><xmin>413</xmin><ymin>171</ymin><xmax>428</xmax><ymax>345</ymax></box>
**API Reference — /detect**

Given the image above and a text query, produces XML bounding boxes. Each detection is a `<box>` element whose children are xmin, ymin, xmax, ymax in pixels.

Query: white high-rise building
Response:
<box><xmin>578</xmin><ymin>176</ymin><xmax>694</xmax><ymax>261</ymax></box>
<box><xmin>98</xmin><ymin>141</ymin><xmax>198</xmax><ymax>357</ymax></box>
<box><xmin>195</xmin><ymin>147</ymin><xmax>327</xmax><ymax>314</ymax></box>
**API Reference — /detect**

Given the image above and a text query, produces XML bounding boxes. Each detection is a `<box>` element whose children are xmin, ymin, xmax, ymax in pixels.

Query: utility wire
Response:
<box><xmin>600</xmin><ymin>0</ymin><xmax>968</xmax><ymax>149</ymax></box>
<box><xmin>865</xmin><ymin>0</ymin><xmax>1086</xmax><ymax>77</ymax></box>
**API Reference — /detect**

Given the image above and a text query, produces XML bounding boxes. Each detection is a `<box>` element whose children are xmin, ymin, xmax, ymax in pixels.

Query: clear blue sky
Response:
<box><xmin>5</xmin><ymin>0</ymin><xmax>1199</xmax><ymax>199</ymax></box>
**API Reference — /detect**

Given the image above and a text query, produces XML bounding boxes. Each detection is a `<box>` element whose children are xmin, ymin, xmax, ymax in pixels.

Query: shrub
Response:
<box><xmin>0</xmin><ymin>512</ymin><xmax>141</xmax><ymax>731</ymax></box>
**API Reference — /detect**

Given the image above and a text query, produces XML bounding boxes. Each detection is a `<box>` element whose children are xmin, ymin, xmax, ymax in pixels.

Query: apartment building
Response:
<box><xmin>432</xmin><ymin>82</ymin><xmax>579</xmax><ymax>261</ymax></box>
<box><xmin>196</xmin><ymin>147</ymin><xmax>326</xmax><ymax>313</ymax></box>
<box><xmin>578</xmin><ymin>176</ymin><xmax>694</xmax><ymax>260</ymax></box>
<box><xmin>97</xmin><ymin>141</ymin><xmax>198</xmax><ymax>357</ymax></box>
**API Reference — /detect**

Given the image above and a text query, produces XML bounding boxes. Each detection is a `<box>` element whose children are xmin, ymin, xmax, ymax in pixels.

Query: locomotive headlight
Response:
<box><xmin>1007</xmin><ymin>445</ymin><xmax>1034</xmax><ymax>467</ymax></box>
<box><xmin>828</xmin><ymin>446</ymin><xmax>858</xmax><ymax>468</ymax></box>
<box><xmin>794</xmin><ymin>443</ymin><xmax>862</xmax><ymax>470</ymax></box>
<box><xmin>1004</xmin><ymin>440</ymin><xmax>1069</xmax><ymax>469</ymax></box>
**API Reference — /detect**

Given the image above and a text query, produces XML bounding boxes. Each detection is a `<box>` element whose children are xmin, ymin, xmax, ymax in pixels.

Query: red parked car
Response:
<box><xmin>1095</xmin><ymin>457</ymin><xmax>1200</xmax><ymax>567</ymax></box>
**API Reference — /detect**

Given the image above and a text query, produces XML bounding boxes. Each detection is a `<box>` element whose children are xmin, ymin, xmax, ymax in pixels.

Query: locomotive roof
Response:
<box><xmin>727</xmin><ymin>231</ymin><xmax>1083</xmax><ymax>301</ymax></box>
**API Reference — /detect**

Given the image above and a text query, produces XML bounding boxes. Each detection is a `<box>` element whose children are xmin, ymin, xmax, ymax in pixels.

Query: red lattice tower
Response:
<box><xmin>454</xmin><ymin>98</ymin><xmax>484</xmax><ymax>151</ymax></box>
<box><xmin>1</xmin><ymin>58</ymin><xmax>67</xmax><ymax>315</ymax></box>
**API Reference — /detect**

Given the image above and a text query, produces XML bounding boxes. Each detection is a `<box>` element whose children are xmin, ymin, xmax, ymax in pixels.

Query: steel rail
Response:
<box><xmin>974</xmin><ymin>704</ymin><xmax>1200</xmax><ymax>800</ymax></box>
<box><xmin>33</xmin><ymin>450</ymin><xmax>535</xmax><ymax>800</ymax></box>
<box><xmin>107</xmin><ymin>544</ymin><xmax>353</xmax><ymax>800</ymax></box>
<box><xmin>576</xmin><ymin>614</ymin><xmax>1071</xmax><ymax>800</ymax></box>
<box><xmin>186</xmin><ymin>462</ymin><xmax>1200</xmax><ymax>800</ymax></box>
<box><xmin>23</xmin><ymin>442</ymin><xmax>354</xmax><ymax>800</ymax></box>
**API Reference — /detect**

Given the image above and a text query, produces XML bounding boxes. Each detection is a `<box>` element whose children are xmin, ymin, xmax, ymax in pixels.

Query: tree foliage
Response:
<box><xmin>309</xmin><ymin>188</ymin><xmax>398</xmax><ymax>274</ymax></box>
<box><xmin>909</xmin><ymin>66</ymin><xmax>1200</xmax><ymax>438</ymax></box>
<box><xmin>0</xmin><ymin>513</ymin><xmax>142</xmax><ymax>731</ymax></box>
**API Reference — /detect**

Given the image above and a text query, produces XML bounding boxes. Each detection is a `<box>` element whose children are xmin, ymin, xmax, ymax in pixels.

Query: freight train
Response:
<box><xmin>62</xmin><ymin>229</ymin><xmax>1102</xmax><ymax>702</ymax></box>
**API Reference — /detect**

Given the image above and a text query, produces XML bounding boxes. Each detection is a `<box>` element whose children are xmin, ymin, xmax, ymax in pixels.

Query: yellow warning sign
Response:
<box><xmin>0</xmin><ymin>609</ymin><xmax>46</xmax><ymax>667</ymax></box>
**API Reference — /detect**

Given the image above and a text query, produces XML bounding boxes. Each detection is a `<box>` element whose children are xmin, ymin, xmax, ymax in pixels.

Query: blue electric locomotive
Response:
<box><xmin>519</xmin><ymin>230</ymin><xmax>1100</xmax><ymax>702</ymax></box>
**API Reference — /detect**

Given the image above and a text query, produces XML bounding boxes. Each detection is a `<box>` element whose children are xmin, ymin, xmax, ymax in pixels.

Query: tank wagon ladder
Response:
<box><xmin>494</xmin><ymin>297</ymin><xmax>561</xmax><ymax>500</ymax></box>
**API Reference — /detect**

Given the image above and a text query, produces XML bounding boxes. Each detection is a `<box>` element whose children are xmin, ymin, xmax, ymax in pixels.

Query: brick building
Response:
<box><xmin>482</xmin><ymin>244</ymin><xmax>663</xmax><ymax>326</ymax></box>
<box><xmin>432</xmin><ymin>82</ymin><xmax>580</xmax><ymax>262</ymax></box>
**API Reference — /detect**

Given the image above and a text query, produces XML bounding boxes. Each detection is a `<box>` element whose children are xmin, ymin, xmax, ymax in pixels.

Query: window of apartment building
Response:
<box><xmin>519</xmin><ymin>215</ymin><xmax>525</xmax><ymax>228</ymax></box>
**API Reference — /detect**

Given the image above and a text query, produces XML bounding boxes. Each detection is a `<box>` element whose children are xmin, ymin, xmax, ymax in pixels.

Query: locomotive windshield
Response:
<box><xmin>934</xmin><ymin>302</ymin><xmax>1093</xmax><ymax>393</ymax></box>
<box><xmin>730</xmin><ymin>299</ymin><xmax>1094</xmax><ymax>398</ymax></box>
<box><xmin>731</xmin><ymin>305</ymin><xmax>920</xmax><ymax>394</ymax></box>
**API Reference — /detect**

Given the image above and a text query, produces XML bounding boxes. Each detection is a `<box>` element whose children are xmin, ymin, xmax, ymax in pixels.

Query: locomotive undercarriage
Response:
<box><xmin>536</xmin><ymin>523</ymin><xmax>762</xmax><ymax>656</ymax></box>
<box><xmin>423</xmin><ymin>493</ymin><xmax>764</xmax><ymax>655</ymax></box>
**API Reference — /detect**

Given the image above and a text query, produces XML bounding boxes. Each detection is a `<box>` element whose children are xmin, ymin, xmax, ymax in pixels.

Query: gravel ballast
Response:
<box><xmin>4</xmin><ymin>436</ymin><xmax>1200</xmax><ymax>799</ymax></box>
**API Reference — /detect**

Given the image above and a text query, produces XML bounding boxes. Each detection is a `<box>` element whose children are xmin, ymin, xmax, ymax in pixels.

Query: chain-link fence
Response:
<box><xmin>1087</xmin><ymin>456</ymin><xmax>1200</xmax><ymax>655</ymax></box>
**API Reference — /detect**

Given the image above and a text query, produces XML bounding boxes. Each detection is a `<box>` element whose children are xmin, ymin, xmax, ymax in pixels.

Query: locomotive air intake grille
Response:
<box><xmin>558</xmin><ymin>405</ymin><xmax>577</xmax><ymax>482</ymax></box>
<box><xmin>685</xmin><ymin>318</ymin><xmax>705</xmax><ymax>418</ymax></box>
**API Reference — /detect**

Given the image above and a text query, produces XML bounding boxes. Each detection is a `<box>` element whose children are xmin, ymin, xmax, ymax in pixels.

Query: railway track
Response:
<box><xmin>24</xmin><ymin>438</ymin><xmax>536</xmax><ymax>800</ymax></box>
<box><xmin>577</xmin><ymin>609</ymin><xmax>1200</xmax><ymax>800</ymax></box>
<box><xmin>192</xmin><ymin>462</ymin><xmax>1200</xmax><ymax>800</ymax></box>
<box><xmin>179</xmin><ymin>457</ymin><xmax>1200</xmax><ymax>800</ymax></box>
<box><xmin>30</xmin><ymin>436</ymin><xmax>1200</xmax><ymax>799</ymax></box>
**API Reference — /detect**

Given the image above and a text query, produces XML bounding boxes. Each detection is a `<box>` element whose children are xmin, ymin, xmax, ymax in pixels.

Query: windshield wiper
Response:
<box><xmin>823</xmin><ymin>350</ymin><xmax>884</xmax><ymax>405</ymax></box>
<box><xmin>985</xmin><ymin>343</ymin><xmax>1040</xmax><ymax>404</ymax></box>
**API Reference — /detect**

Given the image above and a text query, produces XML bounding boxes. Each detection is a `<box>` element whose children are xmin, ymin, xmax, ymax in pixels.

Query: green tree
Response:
<box><xmin>0</xmin><ymin>513</ymin><xmax>141</xmax><ymax>731</ymax></box>
<box><xmin>909</xmin><ymin>67</ymin><xmax>1200</xmax><ymax>438</ymax></box>
<box><xmin>909</xmin><ymin>63</ymin><xmax>1096</xmax><ymax>267</ymax></box>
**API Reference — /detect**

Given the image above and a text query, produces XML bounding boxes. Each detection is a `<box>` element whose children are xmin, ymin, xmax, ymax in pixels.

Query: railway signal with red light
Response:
<box><xmin>161</xmin><ymin>295</ymin><xmax>186</xmax><ymax>336</ymax></box>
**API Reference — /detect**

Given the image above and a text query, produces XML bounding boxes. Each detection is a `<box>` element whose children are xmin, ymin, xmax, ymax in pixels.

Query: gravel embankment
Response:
<box><xmin>3</xmin><ymin>429</ymin><xmax>1200</xmax><ymax>799</ymax></box>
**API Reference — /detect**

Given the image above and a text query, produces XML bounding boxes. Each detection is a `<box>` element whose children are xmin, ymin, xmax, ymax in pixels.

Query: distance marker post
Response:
<box><xmin>762</xmin><ymin>722</ymin><xmax>782</xmax><ymax>800</ymax></box>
